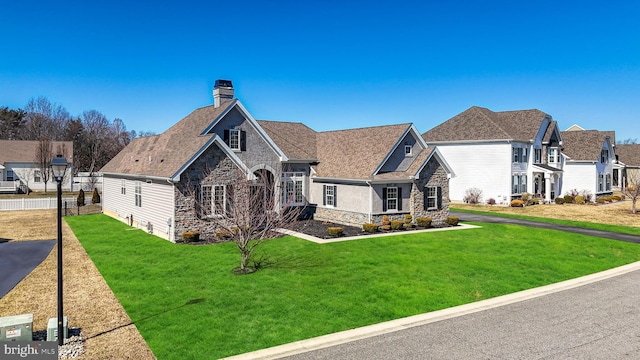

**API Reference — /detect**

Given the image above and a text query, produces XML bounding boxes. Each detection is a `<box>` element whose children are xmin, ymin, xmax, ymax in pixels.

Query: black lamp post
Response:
<box><xmin>50</xmin><ymin>154</ymin><xmax>68</xmax><ymax>346</ymax></box>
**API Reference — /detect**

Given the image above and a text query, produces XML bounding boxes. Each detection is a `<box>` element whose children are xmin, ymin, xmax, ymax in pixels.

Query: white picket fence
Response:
<box><xmin>0</xmin><ymin>197</ymin><xmax>92</xmax><ymax>211</ymax></box>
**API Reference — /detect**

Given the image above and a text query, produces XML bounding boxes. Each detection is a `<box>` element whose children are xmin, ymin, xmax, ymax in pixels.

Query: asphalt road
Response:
<box><xmin>0</xmin><ymin>240</ymin><xmax>56</xmax><ymax>299</ymax></box>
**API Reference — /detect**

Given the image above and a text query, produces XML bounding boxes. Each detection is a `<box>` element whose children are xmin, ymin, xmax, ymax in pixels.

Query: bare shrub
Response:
<box><xmin>463</xmin><ymin>188</ymin><xmax>483</xmax><ymax>204</ymax></box>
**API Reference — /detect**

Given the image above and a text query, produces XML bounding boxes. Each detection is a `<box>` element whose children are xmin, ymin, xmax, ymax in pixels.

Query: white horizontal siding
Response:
<box><xmin>103</xmin><ymin>176</ymin><xmax>175</xmax><ymax>241</ymax></box>
<box><xmin>562</xmin><ymin>163</ymin><xmax>596</xmax><ymax>195</ymax></box>
<box><xmin>436</xmin><ymin>143</ymin><xmax>512</xmax><ymax>203</ymax></box>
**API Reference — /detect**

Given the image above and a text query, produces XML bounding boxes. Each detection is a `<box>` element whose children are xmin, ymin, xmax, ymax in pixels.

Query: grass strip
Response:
<box><xmin>452</xmin><ymin>207</ymin><xmax>640</xmax><ymax>236</ymax></box>
<box><xmin>66</xmin><ymin>214</ymin><xmax>640</xmax><ymax>359</ymax></box>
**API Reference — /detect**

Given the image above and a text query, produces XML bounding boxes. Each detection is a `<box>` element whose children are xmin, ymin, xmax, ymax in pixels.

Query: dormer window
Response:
<box><xmin>600</xmin><ymin>149</ymin><xmax>609</xmax><ymax>163</ymax></box>
<box><xmin>548</xmin><ymin>148</ymin><xmax>560</xmax><ymax>164</ymax></box>
<box><xmin>404</xmin><ymin>145</ymin><xmax>412</xmax><ymax>156</ymax></box>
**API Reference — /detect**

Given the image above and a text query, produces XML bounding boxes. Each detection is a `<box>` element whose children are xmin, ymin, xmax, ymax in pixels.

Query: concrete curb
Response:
<box><xmin>277</xmin><ymin>223</ymin><xmax>481</xmax><ymax>244</ymax></box>
<box><xmin>222</xmin><ymin>261</ymin><xmax>640</xmax><ymax>360</ymax></box>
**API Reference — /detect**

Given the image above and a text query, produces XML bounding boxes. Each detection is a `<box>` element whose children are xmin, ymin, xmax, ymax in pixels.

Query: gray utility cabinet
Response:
<box><xmin>0</xmin><ymin>314</ymin><xmax>33</xmax><ymax>341</ymax></box>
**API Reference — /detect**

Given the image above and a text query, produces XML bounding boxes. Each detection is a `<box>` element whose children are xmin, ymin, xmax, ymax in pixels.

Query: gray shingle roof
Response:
<box><xmin>616</xmin><ymin>144</ymin><xmax>640</xmax><ymax>167</ymax></box>
<box><xmin>315</xmin><ymin>123</ymin><xmax>411</xmax><ymax>179</ymax></box>
<box><xmin>256</xmin><ymin>120</ymin><xmax>318</xmax><ymax>160</ymax></box>
<box><xmin>101</xmin><ymin>101</ymin><xmax>234</xmax><ymax>178</ymax></box>
<box><xmin>0</xmin><ymin>140</ymin><xmax>74</xmax><ymax>164</ymax></box>
<box><xmin>561</xmin><ymin>130</ymin><xmax>612</xmax><ymax>161</ymax></box>
<box><xmin>423</xmin><ymin>106</ymin><xmax>550</xmax><ymax>142</ymax></box>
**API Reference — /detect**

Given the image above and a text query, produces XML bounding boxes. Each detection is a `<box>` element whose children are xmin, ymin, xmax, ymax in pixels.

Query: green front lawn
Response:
<box><xmin>66</xmin><ymin>215</ymin><xmax>640</xmax><ymax>359</ymax></box>
<box><xmin>452</xmin><ymin>207</ymin><xmax>640</xmax><ymax>236</ymax></box>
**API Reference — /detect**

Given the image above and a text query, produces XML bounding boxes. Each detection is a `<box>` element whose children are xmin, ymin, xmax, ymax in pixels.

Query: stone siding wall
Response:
<box><xmin>313</xmin><ymin>206</ymin><xmax>369</xmax><ymax>227</ymax></box>
<box><xmin>411</xmin><ymin>157</ymin><xmax>450</xmax><ymax>225</ymax></box>
<box><xmin>174</xmin><ymin>144</ymin><xmax>241</xmax><ymax>243</ymax></box>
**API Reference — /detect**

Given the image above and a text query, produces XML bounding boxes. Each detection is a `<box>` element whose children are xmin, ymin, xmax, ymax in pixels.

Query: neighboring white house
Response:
<box><xmin>100</xmin><ymin>80</ymin><xmax>453</xmax><ymax>242</ymax></box>
<box><xmin>0</xmin><ymin>140</ymin><xmax>74</xmax><ymax>193</ymax></box>
<box><xmin>560</xmin><ymin>130</ymin><xmax>615</xmax><ymax>199</ymax></box>
<box><xmin>422</xmin><ymin>106</ymin><xmax>564</xmax><ymax>204</ymax></box>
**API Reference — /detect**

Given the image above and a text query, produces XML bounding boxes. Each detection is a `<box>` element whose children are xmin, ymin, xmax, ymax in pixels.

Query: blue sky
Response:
<box><xmin>2</xmin><ymin>1</ymin><xmax>639</xmax><ymax>139</ymax></box>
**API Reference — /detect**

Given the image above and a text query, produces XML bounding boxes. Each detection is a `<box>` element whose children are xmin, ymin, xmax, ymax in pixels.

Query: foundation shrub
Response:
<box><xmin>445</xmin><ymin>216</ymin><xmax>459</xmax><ymax>226</ymax></box>
<box><xmin>327</xmin><ymin>227</ymin><xmax>343</xmax><ymax>237</ymax></box>
<box><xmin>555</xmin><ymin>197</ymin><xmax>565</xmax><ymax>204</ymax></box>
<box><xmin>380</xmin><ymin>215</ymin><xmax>391</xmax><ymax>231</ymax></box>
<box><xmin>182</xmin><ymin>231</ymin><xmax>200</xmax><ymax>243</ymax></box>
<box><xmin>510</xmin><ymin>199</ymin><xmax>524</xmax><ymax>207</ymax></box>
<box><xmin>563</xmin><ymin>195</ymin><xmax>574</xmax><ymax>204</ymax></box>
<box><xmin>390</xmin><ymin>220</ymin><xmax>404</xmax><ymax>230</ymax></box>
<box><xmin>611</xmin><ymin>195</ymin><xmax>621</xmax><ymax>201</ymax></box>
<box><xmin>575</xmin><ymin>195</ymin><xmax>585</xmax><ymax>204</ymax></box>
<box><xmin>362</xmin><ymin>223</ymin><xmax>379</xmax><ymax>233</ymax></box>
<box><xmin>486</xmin><ymin>198</ymin><xmax>496</xmax><ymax>205</ymax></box>
<box><xmin>216</xmin><ymin>229</ymin><xmax>231</xmax><ymax>239</ymax></box>
<box><xmin>416</xmin><ymin>217</ymin><xmax>432</xmax><ymax>228</ymax></box>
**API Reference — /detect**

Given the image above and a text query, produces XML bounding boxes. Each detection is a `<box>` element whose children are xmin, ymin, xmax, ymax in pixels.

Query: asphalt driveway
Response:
<box><xmin>0</xmin><ymin>240</ymin><xmax>56</xmax><ymax>299</ymax></box>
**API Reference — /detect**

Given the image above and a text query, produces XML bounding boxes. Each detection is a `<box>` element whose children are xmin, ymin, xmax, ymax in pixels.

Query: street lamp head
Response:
<box><xmin>50</xmin><ymin>155</ymin><xmax>68</xmax><ymax>182</ymax></box>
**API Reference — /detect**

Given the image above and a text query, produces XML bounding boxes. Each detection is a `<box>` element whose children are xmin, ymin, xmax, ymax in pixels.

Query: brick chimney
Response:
<box><xmin>213</xmin><ymin>79</ymin><xmax>234</xmax><ymax>107</ymax></box>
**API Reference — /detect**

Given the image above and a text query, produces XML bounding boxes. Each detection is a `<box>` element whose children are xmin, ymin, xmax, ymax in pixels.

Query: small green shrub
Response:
<box><xmin>327</xmin><ymin>227</ymin><xmax>343</xmax><ymax>237</ymax></box>
<box><xmin>404</xmin><ymin>214</ymin><xmax>413</xmax><ymax>224</ymax></box>
<box><xmin>77</xmin><ymin>189</ymin><xmax>85</xmax><ymax>207</ymax></box>
<box><xmin>362</xmin><ymin>223</ymin><xmax>379</xmax><ymax>233</ymax></box>
<box><xmin>445</xmin><ymin>216</ymin><xmax>459</xmax><ymax>226</ymax></box>
<box><xmin>216</xmin><ymin>229</ymin><xmax>231</xmax><ymax>239</ymax></box>
<box><xmin>182</xmin><ymin>231</ymin><xmax>200</xmax><ymax>243</ymax></box>
<box><xmin>563</xmin><ymin>195</ymin><xmax>574</xmax><ymax>204</ymax></box>
<box><xmin>416</xmin><ymin>217</ymin><xmax>432</xmax><ymax>228</ymax></box>
<box><xmin>575</xmin><ymin>195</ymin><xmax>585</xmax><ymax>204</ymax></box>
<box><xmin>555</xmin><ymin>197</ymin><xmax>565</xmax><ymax>204</ymax></box>
<box><xmin>91</xmin><ymin>188</ymin><xmax>101</xmax><ymax>204</ymax></box>
<box><xmin>510</xmin><ymin>199</ymin><xmax>524</xmax><ymax>207</ymax></box>
<box><xmin>530</xmin><ymin>197</ymin><xmax>539</xmax><ymax>205</ymax></box>
<box><xmin>390</xmin><ymin>220</ymin><xmax>404</xmax><ymax>230</ymax></box>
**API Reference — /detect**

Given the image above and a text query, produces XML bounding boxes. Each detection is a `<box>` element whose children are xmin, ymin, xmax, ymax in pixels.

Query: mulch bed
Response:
<box><xmin>285</xmin><ymin>220</ymin><xmax>453</xmax><ymax>239</ymax></box>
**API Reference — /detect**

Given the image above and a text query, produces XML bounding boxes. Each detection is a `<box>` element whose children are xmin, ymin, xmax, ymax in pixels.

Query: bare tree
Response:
<box><xmin>35</xmin><ymin>136</ymin><xmax>53</xmax><ymax>192</ymax></box>
<box><xmin>622</xmin><ymin>168</ymin><xmax>640</xmax><ymax>214</ymax></box>
<box><xmin>12</xmin><ymin>168</ymin><xmax>34</xmax><ymax>194</ymax></box>
<box><xmin>21</xmin><ymin>97</ymin><xmax>70</xmax><ymax>140</ymax></box>
<box><xmin>183</xmin><ymin>165</ymin><xmax>302</xmax><ymax>274</ymax></box>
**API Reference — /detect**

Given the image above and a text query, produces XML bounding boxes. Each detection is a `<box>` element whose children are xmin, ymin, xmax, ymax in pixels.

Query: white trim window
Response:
<box><xmin>323</xmin><ymin>185</ymin><xmax>336</xmax><ymax>207</ymax></box>
<box><xmin>548</xmin><ymin>148</ymin><xmax>560</xmax><ymax>164</ymax></box>
<box><xmin>512</xmin><ymin>174</ymin><xmax>527</xmax><ymax>194</ymax></box>
<box><xmin>201</xmin><ymin>184</ymin><xmax>228</xmax><ymax>216</ymax></box>
<box><xmin>282</xmin><ymin>172</ymin><xmax>305</xmax><ymax>206</ymax></box>
<box><xmin>600</xmin><ymin>149</ymin><xmax>609</xmax><ymax>164</ymax></box>
<box><xmin>426</xmin><ymin>186</ymin><xmax>440</xmax><ymax>210</ymax></box>
<box><xmin>34</xmin><ymin>169</ymin><xmax>42</xmax><ymax>183</ymax></box>
<box><xmin>6</xmin><ymin>169</ymin><xmax>14</xmax><ymax>181</ymax></box>
<box><xmin>606</xmin><ymin>173</ymin><xmax>612</xmax><ymax>191</ymax></box>
<box><xmin>386</xmin><ymin>186</ymin><xmax>398</xmax><ymax>211</ymax></box>
<box><xmin>512</xmin><ymin>147</ymin><xmax>528</xmax><ymax>163</ymax></box>
<box><xmin>598</xmin><ymin>173</ymin><xmax>604</xmax><ymax>192</ymax></box>
<box><xmin>229</xmin><ymin>129</ymin><xmax>240</xmax><ymax>151</ymax></box>
<box><xmin>121</xmin><ymin>179</ymin><xmax>126</xmax><ymax>195</ymax></box>
<box><xmin>135</xmin><ymin>181</ymin><xmax>142</xmax><ymax>207</ymax></box>
<box><xmin>404</xmin><ymin>145</ymin><xmax>412</xmax><ymax>156</ymax></box>
<box><xmin>534</xmin><ymin>148</ymin><xmax>542</xmax><ymax>164</ymax></box>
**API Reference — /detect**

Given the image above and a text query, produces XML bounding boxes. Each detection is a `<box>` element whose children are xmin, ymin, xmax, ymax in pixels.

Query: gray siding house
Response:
<box><xmin>101</xmin><ymin>80</ymin><xmax>452</xmax><ymax>242</ymax></box>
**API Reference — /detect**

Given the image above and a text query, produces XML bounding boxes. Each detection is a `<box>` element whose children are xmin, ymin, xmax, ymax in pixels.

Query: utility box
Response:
<box><xmin>47</xmin><ymin>317</ymin><xmax>68</xmax><ymax>342</ymax></box>
<box><xmin>0</xmin><ymin>314</ymin><xmax>33</xmax><ymax>341</ymax></box>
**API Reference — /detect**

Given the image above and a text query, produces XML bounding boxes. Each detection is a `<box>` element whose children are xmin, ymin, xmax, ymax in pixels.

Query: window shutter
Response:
<box><xmin>437</xmin><ymin>186</ymin><xmax>442</xmax><ymax>209</ymax></box>
<box><xmin>226</xmin><ymin>185</ymin><xmax>233</xmax><ymax>213</ymax></box>
<box><xmin>323</xmin><ymin>185</ymin><xmax>326</xmax><ymax>206</ymax></box>
<box><xmin>397</xmin><ymin>187</ymin><xmax>403</xmax><ymax>211</ymax></box>
<box><xmin>382</xmin><ymin>187</ymin><xmax>388</xmax><ymax>212</ymax></box>
<box><xmin>223</xmin><ymin>129</ymin><xmax>229</xmax><ymax>145</ymax></box>
<box><xmin>240</xmin><ymin>131</ymin><xmax>247</xmax><ymax>151</ymax></box>
<box><xmin>333</xmin><ymin>186</ymin><xmax>337</xmax><ymax>207</ymax></box>
<box><xmin>423</xmin><ymin>190</ymin><xmax>428</xmax><ymax>211</ymax></box>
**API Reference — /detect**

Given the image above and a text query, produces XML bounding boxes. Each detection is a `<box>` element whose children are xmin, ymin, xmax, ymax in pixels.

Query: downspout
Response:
<box><xmin>366</xmin><ymin>180</ymin><xmax>373</xmax><ymax>223</ymax></box>
<box><xmin>166</xmin><ymin>178</ymin><xmax>176</xmax><ymax>242</ymax></box>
